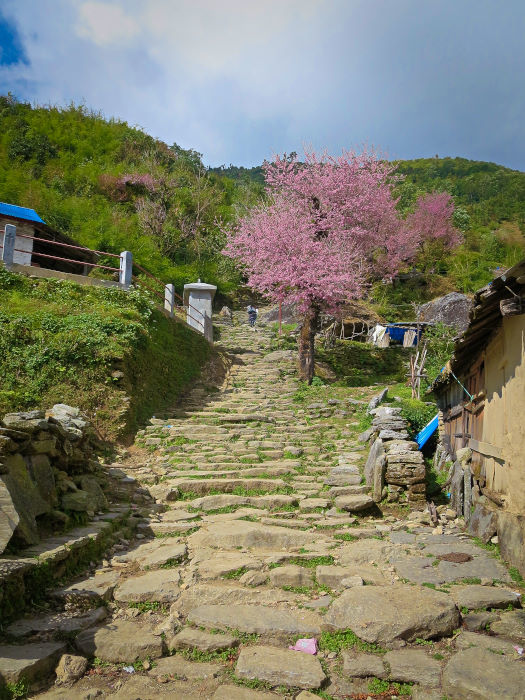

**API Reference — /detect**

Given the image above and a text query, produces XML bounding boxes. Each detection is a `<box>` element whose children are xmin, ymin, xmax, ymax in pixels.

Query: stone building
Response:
<box><xmin>432</xmin><ymin>259</ymin><xmax>525</xmax><ymax>575</ymax></box>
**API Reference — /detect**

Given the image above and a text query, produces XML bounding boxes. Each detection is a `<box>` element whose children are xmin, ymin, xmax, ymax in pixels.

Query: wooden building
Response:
<box><xmin>0</xmin><ymin>202</ymin><xmax>96</xmax><ymax>274</ymax></box>
<box><xmin>433</xmin><ymin>259</ymin><xmax>525</xmax><ymax>574</ymax></box>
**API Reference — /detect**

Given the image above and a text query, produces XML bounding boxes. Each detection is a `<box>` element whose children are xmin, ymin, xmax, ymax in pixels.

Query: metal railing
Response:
<box><xmin>0</xmin><ymin>223</ymin><xmax>209</xmax><ymax>338</ymax></box>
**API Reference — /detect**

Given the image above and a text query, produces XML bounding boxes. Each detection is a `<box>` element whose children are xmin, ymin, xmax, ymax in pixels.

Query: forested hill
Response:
<box><xmin>212</xmin><ymin>157</ymin><xmax>525</xmax><ymax>299</ymax></box>
<box><xmin>213</xmin><ymin>157</ymin><xmax>525</xmax><ymax>235</ymax></box>
<box><xmin>0</xmin><ymin>95</ymin><xmax>260</xmax><ymax>293</ymax></box>
<box><xmin>1</xmin><ymin>94</ymin><xmax>523</xmax><ymax>301</ymax></box>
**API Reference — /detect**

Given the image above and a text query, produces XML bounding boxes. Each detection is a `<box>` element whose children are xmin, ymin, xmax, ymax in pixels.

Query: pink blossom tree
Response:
<box><xmin>224</xmin><ymin>149</ymin><xmax>417</xmax><ymax>383</ymax></box>
<box><xmin>404</xmin><ymin>191</ymin><xmax>461</xmax><ymax>270</ymax></box>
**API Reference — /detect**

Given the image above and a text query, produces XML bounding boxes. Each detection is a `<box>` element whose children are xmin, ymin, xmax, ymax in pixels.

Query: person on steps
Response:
<box><xmin>247</xmin><ymin>304</ymin><xmax>258</xmax><ymax>328</ymax></box>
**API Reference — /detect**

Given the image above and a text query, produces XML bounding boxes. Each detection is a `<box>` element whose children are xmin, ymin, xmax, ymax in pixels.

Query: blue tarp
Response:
<box><xmin>385</xmin><ymin>324</ymin><xmax>423</xmax><ymax>346</ymax></box>
<box><xmin>0</xmin><ymin>201</ymin><xmax>46</xmax><ymax>224</ymax></box>
<box><xmin>416</xmin><ymin>413</ymin><xmax>439</xmax><ymax>449</ymax></box>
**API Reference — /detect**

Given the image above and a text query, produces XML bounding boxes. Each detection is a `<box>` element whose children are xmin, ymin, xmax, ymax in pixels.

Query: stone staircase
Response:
<box><xmin>1</xmin><ymin>313</ymin><xmax>524</xmax><ymax>699</ymax></box>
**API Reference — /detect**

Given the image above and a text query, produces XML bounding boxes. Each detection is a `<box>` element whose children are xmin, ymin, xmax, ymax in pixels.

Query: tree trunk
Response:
<box><xmin>298</xmin><ymin>305</ymin><xmax>320</xmax><ymax>384</ymax></box>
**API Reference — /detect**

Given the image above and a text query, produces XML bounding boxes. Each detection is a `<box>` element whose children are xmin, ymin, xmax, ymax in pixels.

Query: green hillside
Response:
<box><xmin>0</xmin><ymin>266</ymin><xmax>210</xmax><ymax>440</ymax></box>
<box><xmin>0</xmin><ymin>94</ymin><xmax>256</xmax><ymax>294</ymax></box>
<box><xmin>1</xmin><ymin>94</ymin><xmax>523</xmax><ymax>315</ymax></box>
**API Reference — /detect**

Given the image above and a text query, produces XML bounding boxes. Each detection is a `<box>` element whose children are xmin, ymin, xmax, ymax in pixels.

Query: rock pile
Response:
<box><xmin>365</xmin><ymin>406</ymin><xmax>426</xmax><ymax>502</ymax></box>
<box><xmin>0</xmin><ymin>404</ymin><xmax>107</xmax><ymax>553</ymax></box>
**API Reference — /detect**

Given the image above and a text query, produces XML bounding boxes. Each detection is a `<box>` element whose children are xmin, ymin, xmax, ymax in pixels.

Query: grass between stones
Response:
<box><xmin>287</xmin><ymin>556</ymin><xmax>335</xmax><ymax>568</ymax></box>
<box><xmin>128</xmin><ymin>601</ymin><xmax>168</xmax><ymax>614</ymax></box>
<box><xmin>222</xmin><ymin>567</ymin><xmax>248</xmax><ymax>580</ymax></box>
<box><xmin>368</xmin><ymin>678</ymin><xmax>413</xmax><ymax>695</ymax></box>
<box><xmin>318</xmin><ymin>630</ymin><xmax>386</xmax><ymax>655</ymax></box>
<box><xmin>177</xmin><ymin>647</ymin><xmax>238</xmax><ymax>663</ymax></box>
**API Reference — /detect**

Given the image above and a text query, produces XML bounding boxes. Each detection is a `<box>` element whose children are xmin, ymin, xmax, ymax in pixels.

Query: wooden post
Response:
<box><xmin>119</xmin><ymin>251</ymin><xmax>132</xmax><ymax>288</ymax></box>
<box><xmin>1</xmin><ymin>224</ymin><xmax>16</xmax><ymax>267</ymax></box>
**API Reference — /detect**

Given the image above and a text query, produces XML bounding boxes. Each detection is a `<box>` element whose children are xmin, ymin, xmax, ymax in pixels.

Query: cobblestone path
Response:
<box><xmin>4</xmin><ymin>314</ymin><xmax>525</xmax><ymax>699</ymax></box>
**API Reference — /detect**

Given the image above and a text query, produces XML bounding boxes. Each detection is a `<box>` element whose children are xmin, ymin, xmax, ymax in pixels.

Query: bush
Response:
<box><xmin>0</xmin><ymin>269</ymin><xmax>210</xmax><ymax>439</ymax></box>
<box><xmin>399</xmin><ymin>398</ymin><xmax>436</xmax><ymax>438</ymax></box>
<box><xmin>318</xmin><ymin>339</ymin><xmax>408</xmax><ymax>386</ymax></box>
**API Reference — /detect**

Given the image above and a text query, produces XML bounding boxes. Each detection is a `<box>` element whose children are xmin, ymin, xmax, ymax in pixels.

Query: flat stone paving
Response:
<box><xmin>3</xmin><ymin>313</ymin><xmax>525</xmax><ymax>699</ymax></box>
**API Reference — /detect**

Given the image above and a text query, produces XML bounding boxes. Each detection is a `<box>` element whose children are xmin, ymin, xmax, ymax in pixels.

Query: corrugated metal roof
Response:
<box><xmin>0</xmin><ymin>201</ymin><xmax>46</xmax><ymax>224</ymax></box>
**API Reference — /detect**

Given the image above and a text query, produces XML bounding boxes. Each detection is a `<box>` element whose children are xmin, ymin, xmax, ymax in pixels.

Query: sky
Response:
<box><xmin>0</xmin><ymin>0</ymin><xmax>524</xmax><ymax>170</ymax></box>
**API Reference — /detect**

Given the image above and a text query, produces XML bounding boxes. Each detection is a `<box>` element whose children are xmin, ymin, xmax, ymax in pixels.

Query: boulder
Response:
<box><xmin>419</xmin><ymin>292</ymin><xmax>472</xmax><ymax>332</ymax></box>
<box><xmin>324</xmin><ymin>585</ymin><xmax>460</xmax><ymax>645</ymax></box>
<box><xmin>235</xmin><ymin>646</ymin><xmax>325</xmax><ymax>689</ymax></box>
<box><xmin>78</xmin><ymin>476</ymin><xmax>108</xmax><ymax>511</ymax></box>
<box><xmin>0</xmin><ymin>477</ymin><xmax>19</xmax><ymax>554</ymax></box>
<box><xmin>61</xmin><ymin>490</ymin><xmax>91</xmax><ymax>512</ymax></box>
<box><xmin>1</xmin><ymin>453</ymin><xmax>51</xmax><ymax>545</ymax></box>
<box><xmin>467</xmin><ymin>503</ymin><xmax>498</xmax><ymax>543</ymax></box>
<box><xmin>54</xmin><ymin>654</ymin><xmax>88</xmax><ymax>685</ymax></box>
<box><xmin>334</xmin><ymin>494</ymin><xmax>374</xmax><ymax>512</ymax></box>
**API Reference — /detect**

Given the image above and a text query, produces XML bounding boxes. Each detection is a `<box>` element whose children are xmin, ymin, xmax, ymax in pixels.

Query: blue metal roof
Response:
<box><xmin>0</xmin><ymin>202</ymin><xmax>46</xmax><ymax>224</ymax></box>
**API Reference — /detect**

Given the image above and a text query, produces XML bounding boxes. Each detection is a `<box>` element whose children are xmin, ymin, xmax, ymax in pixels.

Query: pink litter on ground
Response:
<box><xmin>289</xmin><ymin>638</ymin><xmax>317</xmax><ymax>654</ymax></box>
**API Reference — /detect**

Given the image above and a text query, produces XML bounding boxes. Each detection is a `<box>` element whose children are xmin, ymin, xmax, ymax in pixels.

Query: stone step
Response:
<box><xmin>154</xmin><ymin>477</ymin><xmax>292</xmax><ymax>498</ymax></box>
<box><xmin>0</xmin><ymin>508</ymin><xmax>132</xmax><ymax>623</ymax></box>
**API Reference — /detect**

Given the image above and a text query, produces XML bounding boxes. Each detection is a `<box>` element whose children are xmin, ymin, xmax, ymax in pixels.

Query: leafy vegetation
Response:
<box><xmin>0</xmin><ymin>95</ymin><xmax>259</xmax><ymax>293</ymax></box>
<box><xmin>317</xmin><ymin>340</ymin><xmax>408</xmax><ymax>387</ymax></box>
<box><xmin>0</xmin><ymin>267</ymin><xmax>210</xmax><ymax>438</ymax></box>
<box><xmin>318</xmin><ymin>630</ymin><xmax>386</xmax><ymax>654</ymax></box>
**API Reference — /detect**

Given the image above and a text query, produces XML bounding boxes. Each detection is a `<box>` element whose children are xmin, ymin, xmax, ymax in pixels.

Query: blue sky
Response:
<box><xmin>0</xmin><ymin>0</ymin><xmax>524</xmax><ymax>170</ymax></box>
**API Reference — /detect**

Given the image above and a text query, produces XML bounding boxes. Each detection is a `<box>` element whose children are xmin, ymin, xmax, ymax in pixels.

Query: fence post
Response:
<box><xmin>1</xmin><ymin>224</ymin><xmax>16</xmax><ymax>267</ymax></box>
<box><xmin>119</xmin><ymin>251</ymin><xmax>132</xmax><ymax>288</ymax></box>
<box><xmin>164</xmin><ymin>283</ymin><xmax>175</xmax><ymax>317</ymax></box>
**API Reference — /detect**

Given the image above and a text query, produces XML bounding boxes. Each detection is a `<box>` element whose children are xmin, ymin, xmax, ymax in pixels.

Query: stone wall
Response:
<box><xmin>364</xmin><ymin>405</ymin><xmax>426</xmax><ymax>502</ymax></box>
<box><xmin>0</xmin><ymin>404</ymin><xmax>108</xmax><ymax>553</ymax></box>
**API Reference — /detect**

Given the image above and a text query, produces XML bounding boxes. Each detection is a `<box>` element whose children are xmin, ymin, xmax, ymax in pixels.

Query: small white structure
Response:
<box><xmin>183</xmin><ymin>279</ymin><xmax>216</xmax><ymax>342</ymax></box>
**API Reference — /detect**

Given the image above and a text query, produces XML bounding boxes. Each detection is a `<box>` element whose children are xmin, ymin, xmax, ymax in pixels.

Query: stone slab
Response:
<box><xmin>113</xmin><ymin>569</ymin><xmax>180</xmax><ymax>603</ymax></box>
<box><xmin>187</xmin><ymin>521</ymin><xmax>313</xmax><ymax>550</ymax></box>
<box><xmin>235</xmin><ymin>645</ymin><xmax>325</xmax><ymax>689</ymax></box>
<box><xmin>342</xmin><ymin>650</ymin><xmax>386</xmax><ymax>678</ymax></box>
<box><xmin>6</xmin><ymin>607</ymin><xmax>107</xmax><ymax>638</ymax></box>
<box><xmin>384</xmin><ymin>649</ymin><xmax>441</xmax><ymax>686</ymax></box>
<box><xmin>491</xmin><ymin>610</ymin><xmax>525</xmax><ymax>641</ymax></box>
<box><xmin>0</xmin><ymin>641</ymin><xmax>66</xmax><ymax>686</ymax></box>
<box><xmin>334</xmin><ymin>494</ymin><xmax>374</xmax><ymax>512</ymax></box>
<box><xmin>75</xmin><ymin>620</ymin><xmax>163</xmax><ymax>662</ymax></box>
<box><xmin>169</xmin><ymin>628</ymin><xmax>238</xmax><ymax>652</ymax></box>
<box><xmin>449</xmin><ymin>584</ymin><xmax>520</xmax><ymax>611</ymax></box>
<box><xmin>325</xmin><ymin>585</ymin><xmax>460</xmax><ymax>645</ymax></box>
<box><xmin>213</xmin><ymin>684</ymin><xmax>280</xmax><ymax>699</ymax></box>
<box><xmin>150</xmin><ymin>655</ymin><xmax>221</xmax><ymax>680</ymax></box>
<box><xmin>442</xmin><ymin>647</ymin><xmax>525</xmax><ymax>699</ymax></box>
<box><xmin>187</xmin><ymin>604</ymin><xmax>322</xmax><ymax>637</ymax></box>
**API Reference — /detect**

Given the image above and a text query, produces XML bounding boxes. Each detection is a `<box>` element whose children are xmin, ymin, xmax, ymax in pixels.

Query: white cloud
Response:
<box><xmin>0</xmin><ymin>0</ymin><xmax>524</xmax><ymax>168</ymax></box>
<box><xmin>75</xmin><ymin>2</ymin><xmax>139</xmax><ymax>46</ymax></box>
